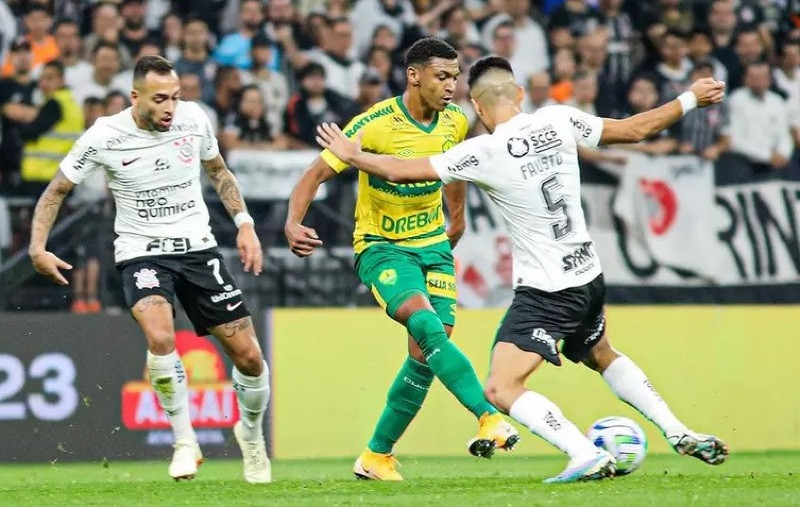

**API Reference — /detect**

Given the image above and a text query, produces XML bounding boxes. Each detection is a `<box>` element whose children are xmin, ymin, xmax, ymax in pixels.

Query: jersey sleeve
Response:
<box><xmin>429</xmin><ymin>135</ymin><xmax>492</xmax><ymax>185</ymax></box>
<box><xmin>58</xmin><ymin>126</ymin><xmax>104</xmax><ymax>184</ymax></box>
<box><xmin>545</xmin><ymin>105</ymin><xmax>604</xmax><ymax>148</ymax></box>
<box><xmin>451</xmin><ymin>105</ymin><xmax>470</xmax><ymax>142</ymax></box>
<box><xmin>320</xmin><ymin>110</ymin><xmax>382</xmax><ymax>173</ymax></box>
<box><xmin>197</xmin><ymin>103</ymin><xmax>220</xmax><ymax>161</ymax></box>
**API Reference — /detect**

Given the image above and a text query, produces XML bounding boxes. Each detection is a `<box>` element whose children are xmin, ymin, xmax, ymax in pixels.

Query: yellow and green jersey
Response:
<box><xmin>320</xmin><ymin>96</ymin><xmax>469</xmax><ymax>254</ymax></box>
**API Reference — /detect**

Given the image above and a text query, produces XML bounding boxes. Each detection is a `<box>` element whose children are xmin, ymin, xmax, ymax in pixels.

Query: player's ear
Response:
<box><xmin>406</xmin><ymin>66</ymin><xmax>420</xmax><ymax>87</ymax></box>
<box><xmin>470</xmin><ymin>96</ymin><xmax>482</xmax><ymax>118</ymax></box>
<box><xmin>130</xmin><ymin>88</ymin><xmax>138</xmax><ymax>106</ymax></box>
<box><xmin>514</xmin><ymin>85</ymin><xmax>524</xmax><ymax>107</ymax></box>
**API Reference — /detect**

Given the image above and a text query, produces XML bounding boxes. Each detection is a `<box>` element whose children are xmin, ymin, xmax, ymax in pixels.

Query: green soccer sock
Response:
<box><xmin>406</xmin><ymin>309</ymin><xmax>497</xmax><ymax>418</ymax></box>
<box><xmin>367</xmin><ymin>356</ymin><xmax>434</xmax><ymax>454</ymax></box>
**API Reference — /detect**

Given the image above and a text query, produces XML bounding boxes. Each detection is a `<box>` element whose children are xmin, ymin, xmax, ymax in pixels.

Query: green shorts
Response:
<box><xmin>355</xmin><ymin>240</ymin><xmax>457</xmax><ymax>327</ymax></box>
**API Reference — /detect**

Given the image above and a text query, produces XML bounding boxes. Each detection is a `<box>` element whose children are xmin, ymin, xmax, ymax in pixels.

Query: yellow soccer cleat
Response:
<box><xmin>353</xmin><ymin>450</ymin><xmax>404</xmax><ymax>481</ymax></box>
<box><xmin>468</xmin><ymin>412</ymin><xmax>521</xmax><ymax>458</ymax></box>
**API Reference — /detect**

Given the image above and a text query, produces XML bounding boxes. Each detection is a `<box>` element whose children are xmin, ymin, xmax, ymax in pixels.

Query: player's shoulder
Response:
<box><xmin>343</xmin><ymin>96</ymin><xmax>398</xmax><ymax>136</ymax></box>
<box><xmin>444</xmin><ymin>102</ymin><xmax>467</xmax><ymax>119</ymax></box>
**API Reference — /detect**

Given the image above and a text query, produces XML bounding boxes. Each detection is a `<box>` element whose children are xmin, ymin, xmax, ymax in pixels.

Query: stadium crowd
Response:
<box><xmin>2</xmin><ymin>0</ymin><xmax>800</xmax><ymax>311</ymax></box>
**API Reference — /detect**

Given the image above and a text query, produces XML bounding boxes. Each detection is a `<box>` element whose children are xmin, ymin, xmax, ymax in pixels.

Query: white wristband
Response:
<box><xmin>234</xmin><ymin>212</ymin><xmax>254</xmax><ymax>228</ymax></box>
<box><xmin>677</xmin><ymin>91</ymin><xmax>698</xmax><ymax>116</ymax></box>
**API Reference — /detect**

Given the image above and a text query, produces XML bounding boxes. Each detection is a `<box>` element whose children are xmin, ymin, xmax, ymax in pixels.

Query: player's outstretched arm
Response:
<box><xmin>28</xmin><ymin>170</ymin><xmax>75</xmax><ymax>285</ymax></box>
<box><xmin>316</xmin><ymin>123</ymin><xmax>440</xmax><ymax>183</ymax></box>
<box><xmin>284</xmin><ymin>156</ymin><xmax>334</xmax><ymax>257</ymax></box>
<box><xmin>599</xmin><ymin>78</ymin><xmax>726</xmax><ymax>145</ymax></box>
<box><xmin>202</xmin><ymin>154</ymin><xmax>263</xmax><ymax>275</ymax></box>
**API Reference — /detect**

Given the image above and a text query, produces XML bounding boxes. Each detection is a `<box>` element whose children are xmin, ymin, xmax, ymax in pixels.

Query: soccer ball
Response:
<box><xmin>587</xmin><ymin>416</ymin><xmax>648</xmax><ymax>475</ymax></box>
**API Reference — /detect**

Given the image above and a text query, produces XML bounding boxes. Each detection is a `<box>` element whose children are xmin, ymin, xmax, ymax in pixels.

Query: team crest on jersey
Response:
<box><xmin>378</xmin><ymin>269</ymin><xmax>397</xmax><ymax>285</ymax></box>
<box><xmin>134</xmin><ymin>268</ymin><xmax>160</xmax><ymax>289</ymax></box>
<box><xmin>507</xmin><ymin>137</ymin><xmax>530</xmax><ymax>158</ymax></box>
<box><xmin>174</xmin><ymin>136</ymin><xmax>196</xmax><ymax>164</ymax></box>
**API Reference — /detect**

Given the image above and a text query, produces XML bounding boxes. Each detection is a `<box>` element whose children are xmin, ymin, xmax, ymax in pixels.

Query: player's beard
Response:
<box><xmin>138</xmin><ymin>105</ymin><xmax>169</xmax><ymax>132</ymax></box>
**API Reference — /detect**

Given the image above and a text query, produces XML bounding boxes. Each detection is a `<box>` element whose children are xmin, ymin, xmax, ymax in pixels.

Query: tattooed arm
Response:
<box><xmin>201</xmin><ymin>154</ymin><xmax>263</xmax><ymax>275</ymax></box>
<box><xmin>202</xmin><ymin>153</ymin><xmax>247</xmax><ymax>218</ymax></box>
<box><xmin>29</xmin><ymin>170</ymin><xmax>75</xmax><ymax>285</ymax></box>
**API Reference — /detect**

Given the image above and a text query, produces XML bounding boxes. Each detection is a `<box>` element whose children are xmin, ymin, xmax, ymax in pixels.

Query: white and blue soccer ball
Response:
<box><xmin>587</xmin><ymin>416</ymin><xmax>648</xmax><ymax>475</ymax></box>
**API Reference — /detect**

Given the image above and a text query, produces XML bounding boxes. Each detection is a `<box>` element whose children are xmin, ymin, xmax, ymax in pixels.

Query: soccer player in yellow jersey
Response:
<box><xmin>286</xmin><ymin>38</ymin><xmax>518</xmax><ymax>480</ymax></box>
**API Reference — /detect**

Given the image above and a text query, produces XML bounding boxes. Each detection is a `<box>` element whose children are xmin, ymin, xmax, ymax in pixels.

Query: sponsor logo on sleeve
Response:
<box><xmin>72</xmin><ymin>147</ymin><xmax>98</xmax><ymax>171</ymax></box>
<box><xmin>570</xmin><ymin>117</ymin><xmax>593</xmax><ymax>139</ymax></box>
<box><xmin>447</xmin><ymin>154</ymin><xmax>479</xmax><ymax>173</ymax></box>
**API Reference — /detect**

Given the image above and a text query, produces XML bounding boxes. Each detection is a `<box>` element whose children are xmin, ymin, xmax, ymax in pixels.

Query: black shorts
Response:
<box><xmin>117</xmin><ymin>248</ymin><xmax>250</xmax><ymax>335</ymax></box>
<box><xmin>494</xmin><ymin>274</ymin><xmax>606</xmax><ymax>366</ymax></box>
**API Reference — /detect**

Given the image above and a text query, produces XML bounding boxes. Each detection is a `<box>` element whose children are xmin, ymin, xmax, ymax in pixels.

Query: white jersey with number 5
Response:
<box><xmin>430</xmin><ymin>105</ymin><xmax>604</xmax><ymax>292</ymax></box>
<box><xmin>59</xmin><ymin>101</ymin><xmax>220</xmax><ymax>263</ymax></box>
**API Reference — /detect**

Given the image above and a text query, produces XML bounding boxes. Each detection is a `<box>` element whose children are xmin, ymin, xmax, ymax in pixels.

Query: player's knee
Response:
<box><xmin>146</xmin><ymin>331</ymin><xmax>175</xmax><ymax>355</ymax></box>
<box><xmin>584</xmin><ymin>338</ymin><xmax>620</xmax><ymax>373</ymax></box>
<box><xmin>483</xmin><ymin>378</ymin><xmax>514</xmax><ymax>413</ymax></box>
<box><xmin>234</xmin><ymin>347</ymin><xmax>264</xmax><ymax>376</ymax></box>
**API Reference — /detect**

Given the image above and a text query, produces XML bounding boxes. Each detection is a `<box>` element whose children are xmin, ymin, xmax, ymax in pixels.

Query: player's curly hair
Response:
<box><xmin>404</xmin><ymin>37</ymin><xmax>458</xmax><ymax>68</ymax></box>
<box><xmin>467</xmin><ymin>55</ymin><xmax>514</xmax><ymax>88</ymax></box>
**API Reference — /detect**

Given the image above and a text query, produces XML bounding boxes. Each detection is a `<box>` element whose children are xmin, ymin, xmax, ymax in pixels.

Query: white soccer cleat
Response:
<box><xmin>234</xmin><ymin>421</ymin><xmax>272</xmax><ymax>483</ymax></box>
<box><xmin>169</xmin><ymin>439</ymin><xmax>203</xmax><ymax>480</ymax></box>
<box><xmin>667</xmin><ymin>430</ymin><xmax>729</xmax><ymax>465</ymax></box>
<box><xmin>543</xmin><ymin>449</ymin><xmax>616</xmax><ymax>484</ymax></box>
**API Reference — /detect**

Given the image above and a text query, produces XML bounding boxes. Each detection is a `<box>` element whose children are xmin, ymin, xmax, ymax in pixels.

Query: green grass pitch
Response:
<box><xmin>1</xmin><ymin>452</ymin><xmax>798</xmax><ymax>506</ymax></box>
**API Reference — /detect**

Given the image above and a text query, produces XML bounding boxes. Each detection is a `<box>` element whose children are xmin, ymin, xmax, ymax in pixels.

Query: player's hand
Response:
<box><xmin>29</xmin><ymin>250</ymin><xmax>72</xmax><ymax>286</ymax></box>
<box><xmin>237</xmin><ymin>224</ymin><xmax>263</xmax><ymax>276</ymax></box>
<box><xmin>689</xmin><ymin>78</ymin><xmax>726</xmax><ymax>107</ymax></box>
<box><xmin>316</xmin><ymin>123</ymin><xmax>363</xmax><ymax>165</ymax></box>
<box><xmin>285</xmin><ymin>221</ymin><xmax>323</xmax><ymax>257</ymax></box>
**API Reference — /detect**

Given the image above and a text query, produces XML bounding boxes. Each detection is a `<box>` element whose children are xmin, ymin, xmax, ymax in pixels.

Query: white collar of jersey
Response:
<box><xmin>494</xmin><ymin>112</ymin><xmax>529</xmax><ymax>133</ymax></box>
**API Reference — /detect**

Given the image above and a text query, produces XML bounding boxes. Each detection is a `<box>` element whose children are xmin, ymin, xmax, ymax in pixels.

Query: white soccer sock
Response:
<box><xmin>509</xmin><ymin>390</ymin><xmax>598</xmax><ymax>460</ymax></box>
<box><xmin>233</xmin><ymin>361</ymin><xmax>271</xmax><ymax>442</ymax></box>
<box><xmin>602</xmin><ymin>355</ymin><xmax>688</xmax><ymax>437</ymax></box>
<box><xmin>147</xmin><ymin>350</ymin><xmax>196</xmax><ymax>443</ymax></box>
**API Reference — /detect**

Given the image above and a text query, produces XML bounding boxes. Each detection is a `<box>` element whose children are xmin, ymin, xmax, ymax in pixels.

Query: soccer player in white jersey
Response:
<box><xmin>28</xmin><ymin>56</ymin><xmax>271</xmax><ymax>483</ymax></box>
<box><xmin>316</xmin><ymin>55</ymin><xmax>730</xmax><ymax>483</ymax></box>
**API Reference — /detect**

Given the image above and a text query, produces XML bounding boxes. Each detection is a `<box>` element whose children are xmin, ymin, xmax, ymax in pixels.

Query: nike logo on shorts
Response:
<box><xmin>226</xmin><ymin>301</ymin><xmax>243</xmax><ymax>311</ymax></box>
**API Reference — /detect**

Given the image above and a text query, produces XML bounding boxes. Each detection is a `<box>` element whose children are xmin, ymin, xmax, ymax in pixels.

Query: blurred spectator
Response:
<box><xmin>619</xmin><ymin>74</ymin><xmax>679</xmax><ymax>155</ymax></box>
<box><xmin>490</xmin><ymin>21</ymin><xmax>517</xmax><ymax>70</ymax></box>
<box><xmin>599</xmin><ymin>0</ymin><xmax>636</xmax><ymax>94</ymax></box>
<box><xmin>82</xmin><ymin>96</ymin><xmax>105</xmax><ymax>127</ymax></box>
<box><xmin>366</xmin><ymin>45</ymin><xmax>403</xmax><ymax>95</ymax></box>
<box><xmin>548</xmin><ymin>0</ymin><xmax>603</xmax><ymax>50</ymax></box>
<box><xmin>84</xmin><ymin>3</ymin><xmax>133</xmax><ymax>67</ymax></box>
<box><xmin>103</xmin><ymin>89</ymin><xmax>130</xmax><ymax>115</ymax></box>
<box><xmin>266</xmin><ymin>0</ymin><xmax>316</xmax><ymax>52</ymax></box>
<box><xmin>0</xmin><ymin>38</ymin><xmax>36</xmax><ymax>189</ymax></box>
<box><xmin>284</xmin><ymin>62</ymin><xmax>358</xmax><ymax>148</ymax></box>
<box><xmin>550</xmin><ymin>47</ymin><xmax>577</xmax><ymax>102</ymax></box>
<box><xmin>351</xmin><ymin>0</ymin><xmax>417</xmax><ymax>58</ymax></box>
<box><xmin>487</xmin><ymin>5</ymin><xmax>549</xmax><ymax>87</ymax></box>
<box><xmin>213</xmin><ymin>0</ymin><xmax>264</xmax><ymax>70</ymax></box>
<box><xmin>221</xmin><ymin>84</ymin><xmax>288</xmax><ymax>152</ymax></box>
<box><xmin>174</xmin><ymin>17</ymin><xmax>217</xmax><ymax>105</ymax></box>
<box><xmin>654</xmin><ymin>29</ymin><xmax>692</xmax><ymax>104</ymax></box>
<box><xmin>171</xmin><ymin>0</ymin><xmax>226</xmax><ymax>38</ymax></box>
<box><xmin>71</xmin><ymin>41</ymin><xmax>124</xmax><ymax>105</ymax></box>
<box><xmin>566</xmin><ymin>71</ymin><xmax>597</xmax><ymax>114</ymax></box>
<box><xmin>54</xmin><ymin>20</ymin><xmax>93</xmax><ymax>92</ymax></box>
<box><xmin>729</xmin><ymin>28</ymin><xmax>766</xmax><ymax>90</ymax></box>
<box><xmin>688</xmin><ymin>29</ymin><xmax>728</xmax><ymax>83</ymax></box>
<box><xmin>241</xmin><ymin>33</ymin><xmax>289</xmax><ymax>134</ymax></box>
<box><xmin>179</xmin><ymin>72</ymin><xmax>219</xmax><ymax>132</ymax></box>
<box><xmin>708</xmin><ymin>0</ymin><xmax>739</xmax><ymax>80</ymax></box>
<box><xmin>727</xmin><ymin>61</ymin><xmax>793</xmax><ymax>170</ymax></box>
<box><xmin>439</xmin><ymin>5</ymin><xmax>480</xmax><ymax>50</ymax></box>
<box><xmin>641</xmin><ymin>0</ymin><xmax>694</xmax><ymax>54</ymax></box>
<box><xmin>734</xmin><ymin>0</ymin><xmax>774</xmax><ymax>54</ymax></box>
<box><xmin>523</xmin><ymin>71</ymin><xmax>556</xmax><ymax>113</ymax></box>
<box><xmin>0</xmin><ymin>2</ymin><xmax>18</xmax><ymax>63</ymax></box>
<box><xmin>160</xmin><ymin>12</ymin><xmax>183</xmax><ymax>62</ymax></box>
<box><xmin>679</xmin><ymin>61</ymin><xmax>729</xmax><ymax>161</ymax></box>
<box><xmin>1</xmin><ymin>5</ymin><xmax>58</xmax><ymax>77</ymax></box>
<box><xmin>212</xmin><ymin>65</ymin><xmax>243</xmax><ymax>120</ymax></box>
<box><xmin>282</xmin><ymin>17</ymin><xmax>365</xmax><ymax>101</ymax></box>
<box><xmin>118</xmin><ymin>0</ymin><xmax>149</xmax><ymax>66</ymax></box>
<box><xmin>14</xmin><ymin>61</ymin><xmax>83</xmax><ymax>195</ymax></box>
<box><xmin>356</xmin><ymin>68</ymin><xmax>389</xmax><ymax>112</ymax></box>
<box><xmin>772</xmin><ymin>37</ymin><xmax>800</xmax><ymax>146</ymax></box>
<box><xmin>112</xmin><ymin>39</ymin><xmax>162</xmax><ymax>92</ymax></box>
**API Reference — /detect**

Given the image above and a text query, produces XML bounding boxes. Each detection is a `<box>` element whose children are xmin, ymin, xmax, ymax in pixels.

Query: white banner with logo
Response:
<box><xmin>226</xmin><ymin>149</ymin><xmax>327</xmax><ymax>200</ymax></box>
<box><xmin>455</xmin><ymin>153</ymin><xmax>800</xmax><ymax>307</ymax></box>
